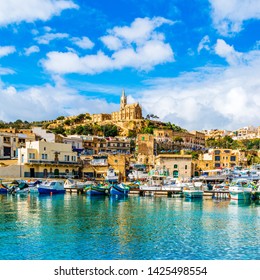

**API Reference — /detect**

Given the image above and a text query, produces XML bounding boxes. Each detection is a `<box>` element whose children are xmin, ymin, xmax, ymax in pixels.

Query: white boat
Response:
<box><xmin>183</xmin><ymin>184</ymin><xmax>204</xmax><ymax>198</ymax></box>
<box><xmin>229</xmin><ymin>179</ymin><xmax>252</xmax><ymax>200</ymax></box>
<box><xmin>140</xmin><ymin>175</ymin><xmax>182</xmax><ymax>191</ymax></box>
<box><xmin>128</xmin><ymin>170</ymin><xmax>148</xmax><ymax>181</ymax></box>
<box><xmin>139</xmin><ymin>175</ymin><xmax>166</xmax><ymax>190</ymax></box>
<box><xmin>38</xmin><ymin>180</ymin><xmax>65</xmax><ymax>195</ymax></box>
<box><xmin>105</xmin><ymin>167</ymin><xmax>119</xmax><ymax>182</ymax></box>
<box><xmin>64</xmin><ymin>178</ymin><xmax>87</xmax><ymax>189</ymax></box>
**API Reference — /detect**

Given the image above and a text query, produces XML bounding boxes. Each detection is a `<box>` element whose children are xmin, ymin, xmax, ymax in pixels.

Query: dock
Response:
<box><xmin>129</xmin><ymin>188</ymin><xmax>231</xmax><ymax>199</ymax></box>
<box><xmin>65</xmin><ymin>187</ymin><xmax>85</xmax><ymax>194</ymax></box>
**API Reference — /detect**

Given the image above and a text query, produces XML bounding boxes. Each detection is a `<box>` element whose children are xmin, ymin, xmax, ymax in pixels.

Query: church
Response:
<box><xmin>111</xmin><ymin>90</ymin><xmax>142</xmax><ymax>121</ymax></box>
<box><xmin>92</xmin><ymin>90</ymin><xmax>142</xmax><ymax>122</ymax></box>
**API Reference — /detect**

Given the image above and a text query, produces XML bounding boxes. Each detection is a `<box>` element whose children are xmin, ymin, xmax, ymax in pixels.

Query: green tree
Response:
<box><xmin>101</xmin><ymin>124</ymin><xmax>118</xmax><ymax>137</ymax></box>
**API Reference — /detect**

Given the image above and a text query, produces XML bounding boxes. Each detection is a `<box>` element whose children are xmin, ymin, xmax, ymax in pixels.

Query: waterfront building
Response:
<box><xmin>154</xmin><ymin>153</ymin><xmax>193</xmax><ymax>179</ymax></box>
<box><xmin>0</xmin><ymin>129</ymin><xmax>36</xmax><ymax>159</ymax></box>
<box><xmin>17</xmin><ymin>141</ymin><xmax>81</xmax><ymax>178</ymax></box>
<box><xmin>82</xmin><ymin>153</ymin><xmax>129</xmax><ymax>181</ymax></box>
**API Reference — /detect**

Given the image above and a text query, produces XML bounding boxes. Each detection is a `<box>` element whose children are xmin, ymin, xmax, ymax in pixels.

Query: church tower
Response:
<box><xmin>120</xmin><ymin>89</ymin><xmax>127</xmax><ymax>110</ymax></box>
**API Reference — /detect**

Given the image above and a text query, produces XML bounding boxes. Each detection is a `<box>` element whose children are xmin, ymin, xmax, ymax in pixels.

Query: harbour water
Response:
<box><xmin>0</xmin><ymin>194</ymin><xmax>260</xmax><ymax>260</ymax></box>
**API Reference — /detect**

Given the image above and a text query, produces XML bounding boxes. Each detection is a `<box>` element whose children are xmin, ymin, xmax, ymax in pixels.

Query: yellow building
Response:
<box><xmin>18</xmin><ymin>141</ymin><xmax>81</xmax><ymax>178</ymax></box>
<box><xmin>136</xmin><ymin>134</ymin><xmax>156</xmax><ymax>167</ymax></box>
<box><xmin>111</xmin><ymin>90</ymin><xmax>142</xmax><ymax>121</ymax></box>
<box><xmin>155</xmin><ymin>154</ymin><xmax>193</xmax><ymax>179</ymax></box>
<box><xmin>92</xmin><ymin>114</ymin><xmax>111</xmax><ymax>123</ymax></box>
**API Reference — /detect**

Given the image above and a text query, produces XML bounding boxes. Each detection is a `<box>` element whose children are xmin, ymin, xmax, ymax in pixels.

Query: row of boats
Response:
<box><xmin>0</xmin><ymin>178</ymin><xmax>130</xmax><ymax>197</ymax></box>
<box><xmin>1</xmin><ymin>175</ymin><xmax>260</xmax><ymax>201</ymax></box>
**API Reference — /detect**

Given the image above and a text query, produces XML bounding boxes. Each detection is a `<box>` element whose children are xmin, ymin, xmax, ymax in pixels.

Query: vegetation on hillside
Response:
<box><xmin>206</xmin><ymin>136</ymin><xmax>260</xmax><ymax>150</ymax></box>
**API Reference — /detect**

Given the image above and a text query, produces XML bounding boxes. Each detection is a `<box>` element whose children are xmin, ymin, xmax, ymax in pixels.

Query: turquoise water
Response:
<box><xmin>0</xmin><ymin>194</ymin><xmax>260</xmax><ymax>260</ymax></box>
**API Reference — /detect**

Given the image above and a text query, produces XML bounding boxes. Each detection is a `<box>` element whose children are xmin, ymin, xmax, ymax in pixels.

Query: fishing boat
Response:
<box><xmin>38</xmin><ymin>180</ymin><xmax>65</xmax><ymax>195</ymax></box>
<box><xmin>84</xmin><ymin>183</ymin><xmax>109</xmax><ymax>196</ymax></box>
<box><xmin>105</xmin><ymin>167</ymin><xmax>119</xmax><ymax>183</ymax></box>
<box><xmin>110</xmin><ymin>183</ymin><xmax>129</xmax><ymax>196</ymax></box>
<box><xmin>183</xmin><ymin>184</ymin><xmax>204</xmax><ymax>199</ymax></box>
<box><xmin>8</xmin><ymin>180</ymin><xmax>30</xmax><ymax>194</ymax></box>
<box><xmin>0</xmin><ymin>179</ymin><xmax>8</xmax><ymax>194</ymax></box>
<box><xmin>229</xmin><ymin>179</ymin><xmax>252</xmax><ymax>200</ymax></box>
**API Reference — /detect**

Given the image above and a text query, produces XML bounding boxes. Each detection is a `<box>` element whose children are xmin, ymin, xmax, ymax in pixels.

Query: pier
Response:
<box><xmin>129</xmin><ymin>188</ymin><xmax>231</xmax><ymax>199</ymax></box>
<box><xmin>64</xmin><ymin>187</ymin><xmax>84</xmax><ymax>194</ymax></box>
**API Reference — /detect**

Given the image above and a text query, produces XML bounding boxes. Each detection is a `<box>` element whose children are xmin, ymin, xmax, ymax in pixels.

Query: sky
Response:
<box><xmin>1</xmin><ymin>0</ymin><xmax>260</xmax><ymax>131</ymax></box>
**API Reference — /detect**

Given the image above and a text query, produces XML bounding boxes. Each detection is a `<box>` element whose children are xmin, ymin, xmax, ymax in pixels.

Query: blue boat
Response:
<box><xmin>85</xmin><ymin>184</ymin><xmax>109</xmax><ymax>196</ymax></box>
<box><xmin>38</xmin><ymin>180</ymin><xmax>65</xmax><ymax>195</ymax></box>
<box><xmin>0</xmin><ymin>179</ymin><xmax>8</xmax><ymax>194</ymax></box>
<box><xmin>110</xmin><ymin>183</ymin><xmax>129</xmax><ymax>196</ymax></box>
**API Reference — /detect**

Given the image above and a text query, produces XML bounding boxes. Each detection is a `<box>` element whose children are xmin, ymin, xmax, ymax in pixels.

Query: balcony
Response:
<box><xmin>27</xmin><ymin>160</ymin><xmax>81</xmax><ymax>166</ymax></box>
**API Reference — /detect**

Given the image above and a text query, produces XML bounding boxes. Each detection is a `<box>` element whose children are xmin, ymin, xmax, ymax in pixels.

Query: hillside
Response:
<box><xmin>41</xmin><ymin>113</ymin><xmax>186</xmax><ymax>137</ymax></box>
<box><xmin>0</xmin><ymin>113</ymin><xmax>186</xmax><ymax>137</ymax></box>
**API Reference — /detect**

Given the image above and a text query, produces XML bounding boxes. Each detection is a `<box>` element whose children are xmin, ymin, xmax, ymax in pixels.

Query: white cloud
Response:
<box><xmin>35</xmin><ymin>32</ymin><xmax>69</xmax><ymax>44</ymax></box>
<box><xmin>0</xmin><ymin>79</ymin><xmax>118</xmax><ymax>122</ymax></box>
<box><xmin>72</xmin><ymin>36</ymin><xmax>94</xmax><ymax>49</ymax></box>
<box><xmin>214</xmin><ymin>39</ymin><xmax>242</xmax><ymax>65</ymax></box>
<box><xmin>209</xmin><ymin>0</ymin><xmax>260</xmax><ymax>35</ymax></box>
<box><xmin>0</xmin><ymin>46</ymin><xmax>16</xmax><ymax>58</ymax></box>
<box><xmin>0</xmin><ymin>67</ymin><xmax>15</xmax><ymax>75</ymax></box>
<box><xmin>24</xmin><ymin>45</ymin><xmax>40</xmax><ymax>56</ymax></box>
<box><xmin>100</xmin><ymin>35</ymin><xmax>122</xmax><ymax>51</ymax></box>
<box><xmin>42</xmin><ymin>17</ymin><xmax>174</xmax><ymax>74</ymax></box>
<box><xmin>0</xmin><ymin>0</ymin><xmax>78</xmax><ymax>26</ymax></box>
<box><xmin>109</xmin><ymin>17</ymin><xmax>174</xmax><ymax>45</ymax></box>
<box><xmin>136</xmin><ymin>46</ymin><xmax>260</xmax><ymax>130</ymax></box>
<box><xmin>197</xmin><ymin>35</ymin><xmax>210</xmax><ymax>53</ymax></box>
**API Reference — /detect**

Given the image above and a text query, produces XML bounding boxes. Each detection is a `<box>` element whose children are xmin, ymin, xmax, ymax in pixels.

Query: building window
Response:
<box><xmin>64</xmin><ymin>155</ymin><xmax>70</xmax><ymax>161</ymax></box>
<box><xmin>141</xmin><ymin>136</ymin><xmax>145</xmax><ymax>141</ymax></box>
<box><xmin>215</xmin><ymin>156</ymin><xmax>220</xmax><ymax>161</ymax></box>
<box><xmin>29</xmin><ymin>153</ymin><xmax>35</xmax><ymax>159</ymax></box>
<box><xmin>215</xmin><ymin>163</ymin><xmax>221</xmax><ymax>168</ymax></box>
<box><xmin>215</xmin><ymin>150</ymin><xmax>220</xmax><ymax>155</ymax></box>
<box><xmin>44</xmin><ymin>147</ymin><xmax>46</xmax><ymax>151</ymax></box>
<box><xmin>115</xmin><ymin>160</ymin><xmax>118</xmax><ymax>163</ymax></box>
<box><xmin>174</xmin><ymin>164</ymin><xmax>178</xmax><ymax>168</ymax></box>
<box><xmin>185</xmin><ymin>165</ymin><xmax>187</xmax><ymax>170</ymax></box>
<box><xmin>230</xmin><ymin>156</ymin><xmax>236</xmax><ymax>161</ymax></box>
<box><xmin>41</xmin><ymin>154</ymin><xmax>47</xmax><ymax>160</ymax></box>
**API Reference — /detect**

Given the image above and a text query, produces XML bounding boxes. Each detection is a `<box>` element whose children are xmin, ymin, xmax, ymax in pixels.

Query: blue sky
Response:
<box><xmin>1</xmin><ymin>0</ymin><xmax>260</xmax><ymax>131</ymax></box>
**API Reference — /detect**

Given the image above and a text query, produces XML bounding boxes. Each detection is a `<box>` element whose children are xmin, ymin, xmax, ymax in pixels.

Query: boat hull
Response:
<box><xmin>229</xmin><ymin>191</ymin><xmax>251</xmax><ymax>200</ymax></box>
<box><xmin>110</xmin><ymin>185</ymin><xmax>129</xmax><ymax>196</ymax></box>
<box><xmin>0</xmin><ymin>188</ymin><xmax>7</xmax><ymax>194</ymax></box>
<box><xmin>85</xmin><ymin>187</ymin><xmax>108</xmax><ymax>196</ymax></box>
<box><xmin>38</xmin><ymin>187</ymin><xmax>65</xmax><ymax>195</ymax></box>
<box><xmin>183</xmin><ymin>190</ymin><xmax>203</xmax><ymax>198</ymax></box>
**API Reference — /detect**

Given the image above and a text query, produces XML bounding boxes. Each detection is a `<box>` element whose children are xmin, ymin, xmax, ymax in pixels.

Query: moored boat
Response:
<box><xmin>0</xmin><ymin>179</ymin><xmax>8</xmax><ymax>194</ymax></box>
<box><xmin>84</xmin><ymin>183</ymin><xmax>109</xmax><ymax>196</ymax></box>
<box><xmin>183</xmin><ymin>184</ymin><xmax>204</xmax><ymax>199</ymax></box>
<box><xmin>105</xmin><ymin>167</ymin><xmax>119</xmax><ymax>183</ymax></box>
<box><xmin>38</xmin><ymin>180</ymin><xmax>65</xmax><ymax>195</ymax></box>
<box><xmin>229</xmin><ymin>179</ymin><xmax>252</xmax><ymax>200</ymax></box>
<box><xmin>110</xmin><ymin>183</ymin><xmax>129</xmax><ymax>196</ymax></box>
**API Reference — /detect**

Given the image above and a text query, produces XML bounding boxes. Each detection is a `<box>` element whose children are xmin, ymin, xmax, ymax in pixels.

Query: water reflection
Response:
<box><xmin>0</xmin><ymin>194</ymin><xmax>260</xmax><ymax>260</ymax></box>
